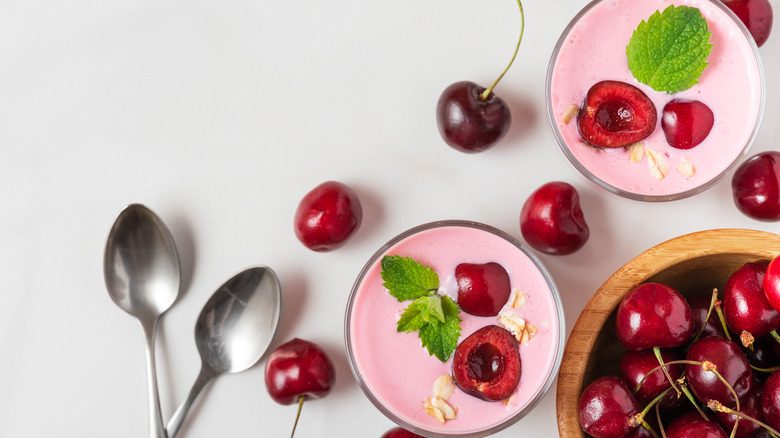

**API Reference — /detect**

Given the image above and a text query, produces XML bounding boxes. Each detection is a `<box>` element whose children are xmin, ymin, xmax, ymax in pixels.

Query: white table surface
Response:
<box><xmin>1</xmin><ymin>0</ymin><xmax>778</xmax><ymax>436</ymax></box>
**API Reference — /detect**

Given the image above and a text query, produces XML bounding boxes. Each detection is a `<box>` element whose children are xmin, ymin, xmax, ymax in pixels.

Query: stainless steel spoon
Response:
<box><xmin>166</xmin><ymin>266</ymin><xmax>282</xmax><ymax>438</ymax></box>
<box><xmin>104</xmin><ymin>203</ymin><xmax>181</xmax><ymax>438</ymax></box>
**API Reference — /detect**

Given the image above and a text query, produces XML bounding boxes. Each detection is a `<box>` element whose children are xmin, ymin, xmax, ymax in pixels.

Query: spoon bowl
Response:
<box><xmin>104</xmin><ymin>203</ymin><xmax>181</xmax><ymax>438</ymax></box>
<box><xmin>167</xmin><ymin>266</ymin><xmax>282</xmax><ymax>438</ymax></box>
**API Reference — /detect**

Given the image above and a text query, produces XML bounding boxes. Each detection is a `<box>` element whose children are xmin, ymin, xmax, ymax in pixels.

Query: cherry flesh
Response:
<box><xmin>685</xmin><ymin>336</ymin><xmax>755</xmax><ymax>409</ymax></box>
<box><xmin>723</xmin><ymin>260</ymin><xmax>778</xmax><ymax>345</ymax></box>
<box><xmin>264</xmin><ymin>338</ymin><xmax>335</xmax><ymax>405</ymax></box>
<box><xmin>578</xmin><ymin>375</ymin><xmax>642</xmax><ymax>438</ymax></box>
<box><xmin>762</xmin><ymin>370</ymin><xmax>780</xmax><ymax>431</ymax></box>
<box><xmin>619</xmin><ymin>348</ymin><xmax>684</xmax><ymax>410</ymax></box>
<box><xmin>763</xmin><ymin>255</ymin><xmax>780</xmax><ymax>313</ymax></box>
<box><xmin>436</xmin><ymin>81</ymin><xmax>511</xmax><ymax>153</ymax></box>
<box><xmin>615</xmin><ymin>283</ymin><xmax>694</xmax><ymax>351</ymax></box>
<box><xmin>577</xmin><ymin>81</ymin><xmax>657</xmax><ymax>148</ymax></box>
<box><xmin>455</xmin><ymin>262</ymin><xmax>511</xmax><ymax>317</ymax></box>
<box><xmin>381</xmin><ymin>427</ymin><xmax>425</xmax><ymax>438</ymax></box>
<box><xmin>732</xmin><ymin>151</ymin><xmax>780</xmax><ymax>222</ymax></box>
<box><xmin>452</xmin><ymin>325</ymin><xmax>521</xmax><ymax>401</ymax></box>
<box><xmin>519</xmin><ymin>181</ymin><xmax>589</xmax><ymax>255</ymax></box>
<box><xmin>661</xmin><ymin>99</ymin><xmax>714</xmax><ymax>149</ymax></box>
<box><xmin>721</xmin><ymin>0</ymin><xmax>773</xmax><ymax>47</ymax></box>
<box><xmin>294</xmin><ymin>181</ymin><xmax>362</xmax><ymax>251</ymax></box>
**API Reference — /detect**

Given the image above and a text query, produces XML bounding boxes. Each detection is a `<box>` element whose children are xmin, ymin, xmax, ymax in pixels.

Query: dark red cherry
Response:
<box><xmin>721</xmin><ymin>0</ymin><xmax>773</xmax><ymax>47</ymax></box>
<box><xmin>381</xmin><ymin>427</ymin><xmax>425</xmax><ymax>438</ymax></box>
<box><xmin>732</xmin><ymin>151</ymin><xmax>780</xmax><ymax>222</ymax></box>
<box><xmin>685</xmin><ymin>336</ymin><xmax>755</xmax><ymax>409</ymax></box>
<box><xmin>436</xmin><ymin>81</ymin><xmax>511</xmax><ymax>153</ymax></box>
<box><xmin>615</xmin><ymin>283</ymin><xmax>694</xmax><ymax>351</ymax></box>
<box><xmin>577</xmin><ymin>81</ymin><xmax>657</xmax><ymax>148</ymax></box>
<box><xmin>714</xmin><ymin>384</ymin><xmax>765</xmax><ymax>438</ymax></box>
<box><xmin>519</xmin><ymin>181</ymin><xmax>589</xmax><ymax>255</ymax></box>
<box><xmin>762</xmin><ymin>370</ymin><xmax>780</xmax><ymax>431</ymax></box>
<box><xmin>665</xmin><ymin>413</ymin><xmax>727</xmax><ymax>438</ymax></box>
<box><xmin>264</xmin><ymin>338</ymin><xmax>335</xmax><ymax>405</ymax></box>
<box><xmin>661</xmin><ymin>99</ymin><xmax>714</xmax><ymax>149</ymax></box>
<box><xmin>763</xmin><ymin>255</ymin><xmax>780</xmax><ymax>313</ymax></box>
<box><xmin>723</xmin><ymin>260</ymin><xmax>779</xmax><ymax>346</ymax></box>
<box><xmin>619</xmin><ymin>348</ymin><xmax>684</xmax><ymax>410</ymax></box>
<box><xmin>452</xmin><ymin>325</ymin><xmax>521</xmax><ymax>401</ymax></box>
<box><xmin>455</xmin><ymin>262</ymin><xmax>511</xmax><ymax>317</ymax></box>
<box><xmin>578</xmin><ymin>375</ymin><xmax>642</xmax><ymax>438</ymax></box>
<box><xmin>687</xmin><ymin>291</ymin><xmax>727</xmax><ymax>340</ymax></box>
<box><xmin>294</xmin><ymin>181</ymin><xmax>362</xmax><ymax>251</ymax></box>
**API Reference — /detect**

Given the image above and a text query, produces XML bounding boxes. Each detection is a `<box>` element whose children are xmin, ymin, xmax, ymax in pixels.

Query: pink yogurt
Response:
<box><xmin>345</xmin><ymin>221</ymin><xmax>564</xmax><ymax>437</ymax></box>
<box><xmin>547</xmin><ymin>0</ymin><xmax>764</xmax><ymax>201</ymax></box>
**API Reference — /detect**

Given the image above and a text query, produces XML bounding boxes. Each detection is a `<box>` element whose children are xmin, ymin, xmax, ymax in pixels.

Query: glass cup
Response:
<box><xmin>546</xmin><ymin>0</ymin><xmax>765</xmax><ymax>202</ymax></box>
<box><xmin>344</xmin><ymin>220</ymin><xmax>565</xmax><ymax>437</ymax></box>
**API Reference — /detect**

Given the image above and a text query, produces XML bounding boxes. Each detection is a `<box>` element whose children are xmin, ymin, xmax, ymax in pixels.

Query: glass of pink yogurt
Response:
<box><xmin>345</xmin><ymin>220</ymin><xmax>564</xmax><ymax>437</ymax></box>
<box><xmin>546</xmin><ymin>0</ymin><xmax>764</xmax><ymax>201</ymax></box>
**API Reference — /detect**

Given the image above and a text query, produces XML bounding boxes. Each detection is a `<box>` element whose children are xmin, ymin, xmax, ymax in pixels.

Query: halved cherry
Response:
<box><xmin>577</xmin><ymin>81</ymin><xmax>657</xmax><ymax>148</ymax></box>
<box><xmin>661</xmin><ymin>99</ymin><xmax>714</xmax><ymax>149</ymax></box>
<box><xmin>452</xmin><ymin>325</ymin><xmax>521</xmax><ymax>401</ymax></box>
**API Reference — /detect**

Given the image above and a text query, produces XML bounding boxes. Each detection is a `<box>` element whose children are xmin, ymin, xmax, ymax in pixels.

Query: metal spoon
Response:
<box><xmin>166</xmin><ymin>266</ymin><xmax>282</xmax><ymax>438</ymax></box>
<box><xmin>104</xmin><ymin>203</ymin><xmax>181</xmax><ymax>438</ymax></box>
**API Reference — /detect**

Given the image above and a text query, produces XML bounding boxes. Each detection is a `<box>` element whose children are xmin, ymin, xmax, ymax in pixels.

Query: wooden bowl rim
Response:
<box><xmin>556</xmin><ymin>228</ymin><xmax>780</xmax><ymax>438</ymax></box>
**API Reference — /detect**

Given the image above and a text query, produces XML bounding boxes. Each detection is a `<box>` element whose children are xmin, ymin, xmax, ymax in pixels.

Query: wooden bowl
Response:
<box><xmin>556</xmin><ymin>228</ymin><xmax>780</xmax><ymax>438</ymax></box>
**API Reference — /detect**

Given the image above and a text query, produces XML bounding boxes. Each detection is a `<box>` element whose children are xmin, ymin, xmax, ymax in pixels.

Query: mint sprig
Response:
<box><xmin>627</xmin><ymin>5</ymin><xmax>712</xmax><ymax>94</ymax></box>
<box><xmin>381</xmin><ymin>255</ymin><xmax>462</xmax><ymax>362</ymax></box>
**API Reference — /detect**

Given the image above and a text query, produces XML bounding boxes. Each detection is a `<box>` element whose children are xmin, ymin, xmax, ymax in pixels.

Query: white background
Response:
<box><xmin>1</xmin><ymin>0</ymin><xmax>778</xmax><ymax>437</ymax></box>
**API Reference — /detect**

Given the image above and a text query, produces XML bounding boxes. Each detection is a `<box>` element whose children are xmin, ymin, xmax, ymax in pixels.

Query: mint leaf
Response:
<box><xmin>381</xmin><ymin>255</ymin><xmax>462</xmax><ymax>362</ymax></box>
<box><xmin>380</xmin><ymin>255</ymin><xmax>439</xmax><ymax>301</ymax></box>
<box><xmin>627</xmin><ymin>5</ymin><xmax>712</xmax><ymax>94</ymax></box>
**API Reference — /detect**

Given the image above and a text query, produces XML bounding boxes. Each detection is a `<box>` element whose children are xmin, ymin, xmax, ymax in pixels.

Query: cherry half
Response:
<box><xmin>436</xmin><ymin>0</ymin><xmax>524</xmax><ymax>153</ymax></box>
<box><xmin>519</xmin><ymin>181</ymin><xmax>589</xmax><ymax>255</ymax></box>
<box><xmin>455</xmin><ymin>262</ymin><xmax>511</xmax><ymax>316</ymax></box>
<box><xmin>451</xmin><ymin>325</ymin><xmax>521</xmax><ymax>401</ymax></box>
<box><xmin>721</xmin><ymin>0</ymin><xmax>773</xmax><ymax>47</ymax></box>
<box><xmin>732</xmin><ymin>151</ymin><xmax>780</xmax><ymax>222</ymax></box>
<box><xmin>294</xmin><ymin>181</ymin><xmax>363</xmax><ymax>251</ymax></box>
<box><xmin>264</xmin><ymin>338</ymin><xmax>336</xmax><ymax>437</ymax></box>
<box><xmin>577</xmin><ymin>80</ymin><xmax>657</xmax><ymax>148</ymax></box>
<box><xmin>661</xmin><ymin>99</ymin><xmax>714</xmax><ymax>149</ymax></box>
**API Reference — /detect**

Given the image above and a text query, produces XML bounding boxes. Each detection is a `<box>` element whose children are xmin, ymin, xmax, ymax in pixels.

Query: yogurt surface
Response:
<box><xmin>548</xmin><ymin>0</ymin><xmax>763</xmax><ymax>200</ymax></box>
<box><xmin>346</xmin><ymin>222</ymin><xmax>563</xmax><ymax>436</ymax></box>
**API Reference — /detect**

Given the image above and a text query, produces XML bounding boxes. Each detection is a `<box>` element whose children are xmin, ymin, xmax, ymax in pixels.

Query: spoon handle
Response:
<box><xmin>166</xmin><ymin>364</ymin><xmax>216</xmax><ymax>438</ymax></box>
<box><xmin>142</xmin><ymin>320</ymin><xmax>168</xmax><ymax>438</ymax></box>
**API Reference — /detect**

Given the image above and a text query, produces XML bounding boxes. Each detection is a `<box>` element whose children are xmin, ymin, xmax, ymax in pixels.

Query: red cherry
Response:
<box><xmin>520</xmin><ymin>181</ymin><xmax>589</xmax><ymax>255</ymax></box>
<box><xmin>451</xmin><ymin>325</ymin><xmax>521</xmax><ymax>401</ymax></box>
<box><xmin>765</xmin><ymin>256</ymin><xmax>780</xmax><ymax>312</ymax></box>
<box><xmin>721</xmin><ymin>0</ymin><xmax>773</xmax><ymax>47</ymax></box>
<box><xmin>619</xmin><ymin>348</ymin><xmax>683</xmax><ymax>411</ymax></box>
<box><xmin>381</xmin><ymin>427</ymin><xmax>425</xmax><ymax>438</ymax></box>
<box><xmin>578</xmin><ymin>375</ymin><xmax>642</xmax><ymax>438</ymax></box>
<box><xmin>436</xmin><ymin>81</ymin><xmax>511</xmax><ymax>153</ymax></box>
<box><xmin>762</xmin><ymin>370</ymin><xmax>780</xmax><ymax>431</ymax></box>
<box><xmin>455</xmin><ymin>262</ymin><xmax>511</xmax><ymax>317</ymax></box>
<box><xmin>661</xmin><ymin>99</ymin><xmax>714</xmax><ymax>149</ymax></box>
<box><xmin>732</xmin><ymin>151</ymin><xmax>780</xmax><ymax>222</ymax></box>
<box><xmin>722</xmin><ymin>260</ymin><xmax>779</xmax><ymax>344</ymax></box>
<box><xmin>685</xmin><ymin>336</ymin><xmax>754</xmax><ymax>409</ymax></box>
<box><xmin>665</xmin><ymin>414</ymin><xmax>727</xmax><ymax>438</ymax></box>
<box><xmin>615</xmin><ymin>283</ymin><xmax>694</xmax><ymax>351</ymax></box>
<box><xmin>577</xmin><ymin>81</ymin><xmax>657</xmax><ymax>148</ymax></box>
<box><xmin>294</xmin><ymin>181</ymin><xmax>362</xmax><ymax>251</ymax></box>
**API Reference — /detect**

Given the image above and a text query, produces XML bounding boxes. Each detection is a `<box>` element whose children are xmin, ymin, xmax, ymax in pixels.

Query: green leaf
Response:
<box><xmin>627</xmin><ymin>5</ymin><xmax>712</xmax><ymax>93</ymax></box>
<box><xmin>418</xmin><ymin>296</ymin><xmax>462</xmax><ymax>362</ymax></box>
<box><xmin>380</xmin><ymin>255</ymin><xmax>439</xmax><ymax>301</ymax></box>
<box><xmin>396</xmin><ymin>298</ymin><xmax>428</xmax><ymax>333</ymax></box>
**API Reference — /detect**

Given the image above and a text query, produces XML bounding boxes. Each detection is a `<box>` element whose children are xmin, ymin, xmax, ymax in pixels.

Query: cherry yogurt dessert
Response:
<box><xmin>345</xmin><ymin>221</ymin><xmax>564</xmax><ymax>437</ymax></box>
<box><xmin>546</xmin><ymin>0</ymin><xmax>764</xmax><ymax>201</ymax></box>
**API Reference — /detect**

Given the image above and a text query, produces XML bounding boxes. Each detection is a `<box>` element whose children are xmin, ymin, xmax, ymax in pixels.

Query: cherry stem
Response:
<box><xmin>653</xmin><ymin>346</ymin><xmax>681</xmax><ymax>397</ymax></box>
<box><xmin>690</xmin><ymin>288</ymin><xmax>719</xmax><ymax>346</ymax></box>
<box><xmin>751</xmin><ymin>364</ymin><xmax>780</xmax><ymax>374</ymax></box>
<box><xmin>714</xmin><ymin>304</ymin><xmax>733</xmax><ymax>342</ymax></box>
<box><xmin>480</xmin><ymin>0</ymin><xmax>524</xmax><ymax>100</ymax></box>
<box><xmin>653</xmin><ymin>403</ymin><xmax>664</xmax><ymax>438</ymax></box>
<box><xmin>290</xmin><ymin>396</ymin><xmax>305</xmax><ymax>438</ymax></box>
<box><xmin>770</xmin><ymin>330</ymin><xmax>780</xmax><ymax>345</ymax></box>
<box><xmin>679</xmin><ymin>379</ymin><xmax>709</xmax><ymax>420</ymax></box>
<box><xmin>708</xmin><ymin>399</ymin><xmax>780</xmax><ymax>438</ymax></box>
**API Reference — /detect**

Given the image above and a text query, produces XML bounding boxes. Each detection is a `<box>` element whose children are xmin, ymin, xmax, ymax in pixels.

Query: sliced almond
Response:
<box><xmin>627</xmin><ymin>142</ymin><xmax>645</xmax><ymax>163</ymax></box>
<box><xmin>498</xmin><ymin>311</ymin><xmax>526</xmax><ymax>337</ymax></box>
<box><xmin>432</xmin><ymin>374</ymin><xmax>455</xmax><ymax>400</ymax></box>
<box><xmin>423</xmin><ymin>398</ymin><xmax>445</xmax><ymax>424</ymax></box>
<box><xmin>508</xmin><ymin>289</ymin><xmax>527</xmax><ymax>309</ymax></box>
<box><xmin>676</xmin><ymin>157</ymin><xmax>695</xmax><ymax>177</ymax></box>
<box><xmin>561</xmin><ymin>104</ymin><xmax>579</xmax><ymax>124</ymax></box>
<box><xmin>646</xmin><ymin>149</ymin><xmax>668</xmax><ymax>180</ymax></box>
<box><xmin>430</xmin><ymin>396</ymin><xmax>457</xmax><ymax>420</ymax></box>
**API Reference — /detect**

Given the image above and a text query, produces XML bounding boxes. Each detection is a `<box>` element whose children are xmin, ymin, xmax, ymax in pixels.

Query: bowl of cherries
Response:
<box><xmin>556</xmin><ymin>228</ymin><xmax>780</xmax><ymax>438</ymax></box>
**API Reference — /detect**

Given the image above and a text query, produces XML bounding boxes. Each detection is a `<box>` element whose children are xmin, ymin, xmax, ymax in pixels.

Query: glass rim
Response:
<box><xmin>544</xmin><ymin>0</ymin><xmax>766</xmax><ymax>202</ymax></box>
<box><xmin>343</xmin><ymin>219</ymin><xmax>566</xmax><ymax>437</ymax></box>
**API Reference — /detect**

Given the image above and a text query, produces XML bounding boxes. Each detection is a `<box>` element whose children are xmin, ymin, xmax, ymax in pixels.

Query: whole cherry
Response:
<box><xmin>265</xmin><ymin>338</ymin><xmax>336</xmax><ymax>437</ymax></box>
<box><xmin>294</xmin><ymin>181</ymin><xmax>363</xmax><ymax>251</ymax></box>
<box><xmin>455</xmin><ymin>262</ymin><xmax>511</xmax><ymax>317</ymax></box>
<box><xmin>619</xmin><ymin>348</ymin><xmax>684</xmax><ymax>411</ymax></box>
<box><xmin>732</xmin><ymin>151</ymin><xmax>780</xmax><ymax>222</ymax></box>
<box><xmin>722</xmin><ymin>260</ymin><xmax>779</xmax><ymax>347</ymax></box>
<box><xmin>721</xmin><ymin>0</ymin><xmax>773</xmax><ymax>47</ymax></box>
<box><xmin>764</xmin><ymin>255</ymin><xmax>780</xmax><ymax>313</ymax></box>
<box><xmin>714</xmin><ymin>385</ymin><xmax>765</xmax><ymax>438</ymax></box>
<box><xmin>436</xmin><ymin>0</ymin><xmax>524</xmax><ymax>153</ymax></box>
<box><xmin>661</xmin><ymin>99</ymin><xmax>714</xmax><ymax>149</ymax></box>
<box><xmin>578</xmin><ymin>375</ymin><xmax>642</xmax><ymax>438</ymax></box>
<box><xmin>381</xmin><ymin>427</ymin><xmax>425</xmax><ymax>438</ymax></box>
<box><xmin>685</xmin><ymin>336</ymin><xmax>755</xmax><ymax>409</ymax></box>
<box><xmin>615</xmin><ymin>283</ymin><xmax>694</xmax><ymax>351</ymax></box>
<box><xmin>665</xmin><ymin>414</ymin><xmax>727</xmax><ymax>438</ymax></box>
<box><xmin>687</xmin><ymin>290</ymin><xmax>727</xmax><ymax>341</ymax></box>
<box><xmin>762</xmin><ymin>370</ymin><xmax>780</xmax><ymax>431</ymax></box>
<box><xmin>520</xmin><ymin>181</ymin><xmax>589</xmax><ymax>255</ymax></box>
